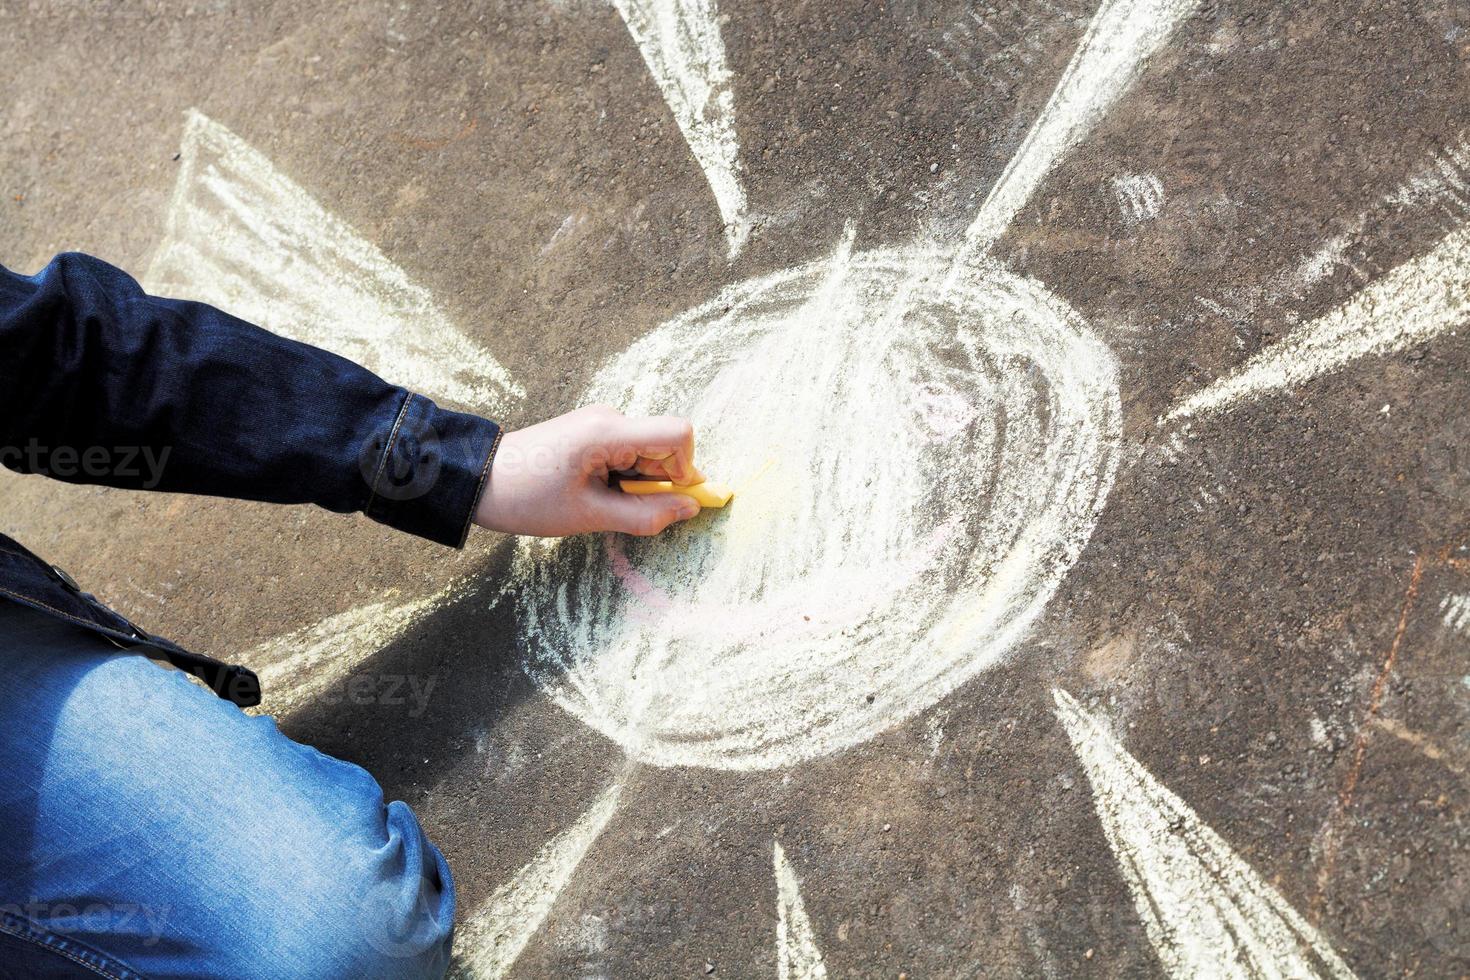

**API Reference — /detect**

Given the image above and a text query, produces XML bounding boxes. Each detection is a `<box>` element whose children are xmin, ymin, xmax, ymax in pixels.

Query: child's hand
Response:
<box><xmin>473</xmin><ymin>405</ymin><xmax>706</xmax><ymax>537</ymax></box>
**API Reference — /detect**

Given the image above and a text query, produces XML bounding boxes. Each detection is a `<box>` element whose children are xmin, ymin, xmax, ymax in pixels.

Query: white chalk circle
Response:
<box><xmin>510</xmin><ymin>241</ymin><xmax>1122</xmax><ymax>771</ymax></box>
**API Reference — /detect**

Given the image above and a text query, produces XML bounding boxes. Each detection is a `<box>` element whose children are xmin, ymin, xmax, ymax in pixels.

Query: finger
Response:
<box><xmin>632</xmin><ymin>455</ymin><xmax>706</xmax><ymax>483</ymax></box>
<box><xmin>606</xmin><ymin>415</ymin><xmax>702</xmax><ymax>485</ymax></box>
<box><xmin>588</xmin><ymin>485</ymin><xmax>700</xmax><ymax>536</ymax></box>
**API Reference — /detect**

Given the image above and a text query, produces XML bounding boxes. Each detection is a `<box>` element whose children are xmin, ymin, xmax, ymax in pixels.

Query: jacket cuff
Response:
<box><xmin>362</xmin><ymin>393</ymin><xmax>503</xmax><ymax>549</ymax></box>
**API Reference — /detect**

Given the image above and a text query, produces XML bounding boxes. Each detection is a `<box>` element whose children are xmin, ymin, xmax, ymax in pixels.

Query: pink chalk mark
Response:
<box><xmin>605</xmin><ymin>534</ymin><xmax>674</xmax><ymax>623</ymax></box>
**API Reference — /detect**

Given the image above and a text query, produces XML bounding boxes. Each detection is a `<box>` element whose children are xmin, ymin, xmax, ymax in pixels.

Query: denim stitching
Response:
<box><xmin>366</xmin><ymin>392</ymin><xmax>414</xmax><ymax>517</ymax></box>
<box><xmin>0</xmin><ymin>586</ymin><xmax>114</xmax><ymax>635</ymax></box>
<box><xmin>0</xmin><ymin>912</ymin><xmax>144</xmax><ymax>980</ymax></box>
<box><xmin>460</xmin><ymin>426</ymin><xmax>504</xmax><ymax>547</ymax></box>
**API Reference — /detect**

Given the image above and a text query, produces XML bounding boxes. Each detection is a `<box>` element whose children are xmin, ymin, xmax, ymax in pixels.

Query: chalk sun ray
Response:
<box><xmin>244</xmin><ymin>588</ymin><xmax>452</xmax><ymax>719</ymax></box>
<box><xmin>449</xmin><ymin>783</ymin><xmax>623</xmax><ymax>979</ymax></box>
<box><xmin>147</xmin><ymin>110</ymin><xmax>523</xmax><ymax>413</ymax></box>
<box><xmin>774</xmin><ymin>841</ymin><xmax>829</xmax><ymax>980</ymax></box>
<box><xmin>611</xmin><ymin>0</ymin><xmax>750</xmax><ymax>258</ymax></box>
<box><xmin>1052</xmin><ymin>688</ymin><xmax>1358</xmax><ymax>979</ymax></box>
<box><xmin>1442</xmin><ymin>593</ymin><xmax>1470</xmax><ymax>635</ymax></box>
<box><xmin>956</xmin><ymin>0</ymin><xmax>1200</xmax><ymax>265</ymax></box>
<box><xmin>1163</xmin><ymin>222</ymin><xmax>1470</xmax><ymax>423</ymax></box>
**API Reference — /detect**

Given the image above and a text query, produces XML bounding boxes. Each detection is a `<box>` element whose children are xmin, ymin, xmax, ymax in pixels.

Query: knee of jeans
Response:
<box><xmin>214</xmin><ymin>798</ymin><xmax>456</xmax><ymax>980</ymax></box>
<box><xmin>299</xmin><ymin>800</ymin><xmax>456</xmax><ymax>980</ymax></box>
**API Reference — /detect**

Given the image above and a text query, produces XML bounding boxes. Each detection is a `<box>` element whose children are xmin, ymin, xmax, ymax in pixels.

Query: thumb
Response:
<box><xmin>587</xmin><ymin>485</ymin><xmax>700</xmax><ymax>536</ymax></box>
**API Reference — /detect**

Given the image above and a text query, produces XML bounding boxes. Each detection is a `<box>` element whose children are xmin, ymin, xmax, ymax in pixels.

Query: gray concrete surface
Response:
<box><xmin>2</xmin><ymin>0</ymin><xmax>1468</xmax><ymax>976</ymax></box>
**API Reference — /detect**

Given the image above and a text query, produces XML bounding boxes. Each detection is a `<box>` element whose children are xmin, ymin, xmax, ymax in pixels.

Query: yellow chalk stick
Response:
<box><xmin>619</xmin><ymin>480</ymin><xmax>734</xmax><ymax>509</ymax></box>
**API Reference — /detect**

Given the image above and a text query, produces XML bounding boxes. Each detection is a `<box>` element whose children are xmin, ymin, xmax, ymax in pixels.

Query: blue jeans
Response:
<box><xmin>0</xmin><ymin>602</ymin><xmax>455</xmax><ymax>979</ymax></box>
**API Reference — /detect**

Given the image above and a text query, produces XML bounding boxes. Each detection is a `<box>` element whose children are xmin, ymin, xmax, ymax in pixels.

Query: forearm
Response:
<box><xmin>0</xmin><ymin>252</ymin><xmax>500</xmax><ymax>547</ymax></box>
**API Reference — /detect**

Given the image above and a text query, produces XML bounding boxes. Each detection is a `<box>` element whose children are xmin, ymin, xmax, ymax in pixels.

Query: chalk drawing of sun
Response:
<box><xmin>511</xmin><ymin>241</ymin><xmax>1122</xmax><ymax>772</ymax></box>
<box><xmin>147</xmin><ymin>0</ymin><xmax>1469</xmax><ymax>975</ymax></box>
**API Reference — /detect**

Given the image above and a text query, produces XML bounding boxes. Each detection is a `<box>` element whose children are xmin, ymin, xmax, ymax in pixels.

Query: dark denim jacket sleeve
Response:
<box><xmin>0</xmin><ymin>252</ymin><xmax>502</xmax><ymax>548</ymax></box>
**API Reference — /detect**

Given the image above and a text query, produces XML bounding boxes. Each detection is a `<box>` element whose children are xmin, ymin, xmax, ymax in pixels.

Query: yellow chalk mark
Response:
<box><xmin>735</xmin><ymin>455</ymin><xmax>782</xmax><ymax>496</ymax></box>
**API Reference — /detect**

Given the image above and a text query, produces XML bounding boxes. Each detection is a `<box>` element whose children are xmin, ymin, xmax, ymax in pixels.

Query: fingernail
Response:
<box><xmin>677</xmin><ymin>501</ymin><xmax>700</xmax><ymax>520</ymax></box>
